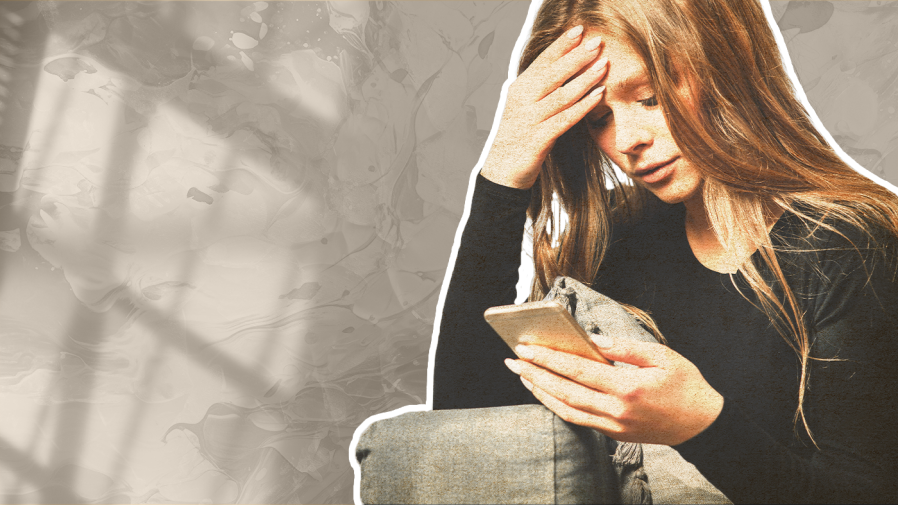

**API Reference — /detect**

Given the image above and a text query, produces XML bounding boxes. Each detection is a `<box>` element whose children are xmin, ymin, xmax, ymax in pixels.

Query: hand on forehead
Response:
<box><xmin>568</xmin><ymin>29</ymin><xmax>652</xmax><ymax>101</ymax></box>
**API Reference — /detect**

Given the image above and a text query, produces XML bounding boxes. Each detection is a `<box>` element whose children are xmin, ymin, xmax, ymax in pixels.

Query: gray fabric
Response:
<box><xmin>356</xmin><ymin>404</ymin><xmax>623</xmax><ymax>504</ymax></box>
<box><xmin>543</xmin><ymin>276</ymin><xmax>659</xmax><ymax>351</ymax></box>
<box><xmin>642</xmin><ymin>444</ymin><xmax>731</xmax><ymax>504</ymax></box>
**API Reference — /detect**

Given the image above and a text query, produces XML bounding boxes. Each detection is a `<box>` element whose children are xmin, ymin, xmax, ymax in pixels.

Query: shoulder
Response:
<box><xmin>774</xmin><ymin>207</ymin><xmax>898</xmax><ymax>279</ymax></box>
<box><xmin>774</xmin><ymin>207</ymin><xmax>898</xmax><ymax>351</ymax></box>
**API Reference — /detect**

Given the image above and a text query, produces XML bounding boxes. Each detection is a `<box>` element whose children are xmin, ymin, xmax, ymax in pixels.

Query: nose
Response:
<box><xmin>615</xmin><ymin>114</ymin><xmax>653</xmax><ymax>156</ymax></box>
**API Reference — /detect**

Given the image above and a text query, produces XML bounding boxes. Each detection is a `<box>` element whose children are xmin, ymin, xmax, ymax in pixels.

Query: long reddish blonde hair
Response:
<box><xmin>521</xmin><ymin>0</ymin><xmax>898</xmax><ymax>442</ymax></box>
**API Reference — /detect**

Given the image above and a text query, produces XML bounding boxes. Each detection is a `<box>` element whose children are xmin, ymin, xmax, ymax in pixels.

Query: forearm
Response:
<box><xmin>432</xmin><ymin>173</ymin><xmax>536</xmax><ymax>409</ymax></box>
<box><xmin>674</xmin><ymin>396</ymin><xmax>895</xmax><ymax>504</ymax></box>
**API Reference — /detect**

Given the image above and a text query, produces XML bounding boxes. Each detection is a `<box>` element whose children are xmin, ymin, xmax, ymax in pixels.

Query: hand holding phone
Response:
<box><xmin>484</xmin><ymin>300</ymin><xmax>611</xmax><ymax>364</ymax></box>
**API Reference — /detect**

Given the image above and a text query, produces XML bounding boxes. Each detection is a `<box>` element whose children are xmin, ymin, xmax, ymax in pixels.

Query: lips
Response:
<box><xmin>634</xmin><ymin>156</ymin><xmax>679</xmax><ymax>184</ymax></box>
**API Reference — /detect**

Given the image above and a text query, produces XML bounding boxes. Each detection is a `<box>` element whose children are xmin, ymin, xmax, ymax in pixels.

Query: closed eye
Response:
<box><xmin>587</xmin><ymin>112</ymin><xmax>611</xmax><ymax>130</ymax></box>
<box><xmin>639</xmin><ymin>95</ymin><xmax>658</xmax><ymax>107</ymax></box>
<box><xmin>587</xmin><ymin>96</ymin><xmax>658</xmax><ymax>130</ymax></box>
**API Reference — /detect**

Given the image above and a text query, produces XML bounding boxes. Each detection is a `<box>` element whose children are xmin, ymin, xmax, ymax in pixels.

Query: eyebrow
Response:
<box><xmin>609</xmin><ymin>71</ymin><xmax>651</xmax><ymax>96</ymax></box>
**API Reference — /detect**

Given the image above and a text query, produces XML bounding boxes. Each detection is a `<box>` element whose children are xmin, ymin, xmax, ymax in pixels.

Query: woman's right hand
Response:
<box><xmin>481</xmin><ymin>25</ymin><xmax>609</xmax><ymax>189</ymax></box>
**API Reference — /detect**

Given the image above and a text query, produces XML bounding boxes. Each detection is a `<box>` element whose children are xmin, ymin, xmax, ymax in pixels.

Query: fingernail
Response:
<box><xmin>585</xmin><ymin>36</ymin><xmax>602</xmax><ymax>51</ymax></box>
<box><xmin>515</xmin><ymin>345</ymin><xmax>535</xmax><ymax>360</ymax></box>
<box><xmin>589</xmin><ymin>85</ymin><xmax>605</xmax><ymax>98</ymax></box>
<box><xmin>521</xmin><ymin>377</ymin><xmax>534</xmax><ymax>391</ymax></box>
<box><xmin>567</xmin><ymin>25</ymin><xmax>583</xmax><ymax>39</ymax></box>
<box><xmin>595</xmin><ymin>56</ymin><xmax>608</xmax><ymax>68</ymax></box>
<box><xmin>504</xmin><ymin>358</ymin><xmax>522</xmax><ymax>374</ymax></box>
<box><xmin>590</xmin><ymin>332</ymin><xmax>614</xmax><ymax>348</ymax></box>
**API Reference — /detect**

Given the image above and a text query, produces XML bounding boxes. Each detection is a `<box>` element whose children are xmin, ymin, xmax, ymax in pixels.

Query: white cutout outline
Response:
<box><xmin>348</xmin><ymin>1</ymin><xmax>544</xmax><ymax>500</ymax></box>
<box><xmin>349</xmin><ymin>2</ymin><xmax>898</xmax><ymax>503</ymax></box>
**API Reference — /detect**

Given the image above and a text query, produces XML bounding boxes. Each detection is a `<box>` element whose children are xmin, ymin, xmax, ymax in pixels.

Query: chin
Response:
<box><xmin>652</xmin><ymin>193</ymin><xmax>692</xmax><ymax>205</ymax></box>
<box><xmin>644</xmin><ymin>180</ymin><xmax>703</xmax><ymax>205</ymax></box>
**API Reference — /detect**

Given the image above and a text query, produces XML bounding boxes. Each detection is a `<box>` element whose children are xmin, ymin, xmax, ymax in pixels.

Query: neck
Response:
<box><xmin>683</xmin><ymin>190</ymin><xmax>710</xmax><ymax>235</ymax></box>
<box><xmin>682</xmin><ymin>189</ymin><xmax>785</xmax><ymax>274</ymax></box>
<box><xmin>684</xmin><ymin>201</ymin><xmax>739</xmax><ymax>273</ymax></box>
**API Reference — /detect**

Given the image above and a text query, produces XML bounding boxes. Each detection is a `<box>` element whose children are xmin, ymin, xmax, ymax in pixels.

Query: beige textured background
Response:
<box><xmin>0</xmin><ymin>1</ymin><xmax>893</xmax><ymax>502</ymax></box>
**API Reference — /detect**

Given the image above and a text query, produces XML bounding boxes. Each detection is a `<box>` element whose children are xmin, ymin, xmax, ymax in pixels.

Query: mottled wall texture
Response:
<box><xmin>0</xmin><ymin>1</ymin><xmax>893</xmax><ymax>503</ymax></box>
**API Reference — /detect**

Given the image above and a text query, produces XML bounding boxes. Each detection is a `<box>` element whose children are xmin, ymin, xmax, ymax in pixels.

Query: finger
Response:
<box><xmin>516</xmin><ymin>359</ymin><xmax>624</xmax><ymax>417</ymax></box>
<box><xmin>536</xmin><ymin>56</ymin><xmax>608</xmax><ymax>122</ymax></box>
<box><xmin>516</xmin><ymin>344</ymin><xmax>618</xmax><ymax>393</ymax></box>
<box><xmin>518</xmin><ymin>32</ymin><xmax>603</xmax><ymax>102</ymax></box>
<box><xmin>592</xmin><ymin>335</ymin><xmax>672</xmax><ymax>368</ymax></box>
<box><xmin>533</xmin><ymin>35</ymin><xmax>604</xmax><ymax>99</ymax></box>
<box><xmin>528</xmin><ymin>383</ymin><xmax>627</xmax><ymax>438</ymax></box>
<box><xmin>539</xmin><ymin>84</ymin><xmax>605</xmax><ymax>138</ymax></box>
<box><xmin>527</xmin><ymin>25</ymin><xmax>585</xmax><ymax>75</ymax></box>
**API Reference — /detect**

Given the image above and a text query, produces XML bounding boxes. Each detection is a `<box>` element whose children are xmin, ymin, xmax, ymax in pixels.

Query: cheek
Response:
<box><xmin>645</xmin><ymin>107</ymin><xmax>672</xmax><ymax>135</ymax></box>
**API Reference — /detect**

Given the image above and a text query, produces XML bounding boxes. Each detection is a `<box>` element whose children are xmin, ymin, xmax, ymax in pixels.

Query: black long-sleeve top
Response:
<box><xmin>433</xmin><ymin>174</ymin><xmax>898</xmax><ymax>504</ymax></box>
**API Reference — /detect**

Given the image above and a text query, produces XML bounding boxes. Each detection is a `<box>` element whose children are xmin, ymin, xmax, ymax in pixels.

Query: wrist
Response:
<box><xmin>480</xmin><ymin>142</ymin><xmax>542</xmax><ymax>190</ymax></box>
<box><xmin>480</xmin><ymin>160</ymin><xmax>540</xmax><ymax>189</ymax></box>
<box><xmin>677</xmin><ymin>388</ymin><xmax>724</xmax><ymax>445</ymax></box>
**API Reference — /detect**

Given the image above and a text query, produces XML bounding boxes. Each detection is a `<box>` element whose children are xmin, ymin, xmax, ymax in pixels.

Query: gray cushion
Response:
<box><xmin>642</xmin><ymin>444</ymin><xmax>731</xmax><ymax>504</ymax></box>
<box><xmin>356</xmin><ymin>404</ymin><xmax>642</xmax><ymax>504</ymax></box>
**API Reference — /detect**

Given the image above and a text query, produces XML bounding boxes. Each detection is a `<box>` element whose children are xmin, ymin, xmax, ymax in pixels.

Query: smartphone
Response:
<box><xmin>483</xmin><ymin>300</ymin><xmax>610</xmax><ymax>364</ymax></box>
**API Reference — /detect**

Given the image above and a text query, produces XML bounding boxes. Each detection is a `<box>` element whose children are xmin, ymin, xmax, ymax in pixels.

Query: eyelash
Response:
<box><xmin>640</xmin><ymin>96</ymin><xmax>659</xmax><ymax>107</ymax></box>
<box><xmin>588</xmin><ymin>95</ymin><xmax>659</xmax><ymax>129</ymax></box>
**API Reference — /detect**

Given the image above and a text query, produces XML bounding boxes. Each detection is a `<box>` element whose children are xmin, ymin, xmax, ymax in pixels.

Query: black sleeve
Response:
<box><xmin>432</xmin><ymin>173</ymin><xmax>540</xmax><ymax>410</ymax></box>
<box><xmin>674</xmin><ymin>225</ymin><xmax>898</xmax><ymax>504</ymax></box>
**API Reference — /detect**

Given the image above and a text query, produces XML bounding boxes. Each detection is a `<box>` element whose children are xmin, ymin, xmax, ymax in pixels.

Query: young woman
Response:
<box><xmin>432</xmin><ymin>0</ymin><xmax>898</xmax><ymax>502</ymax></box>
